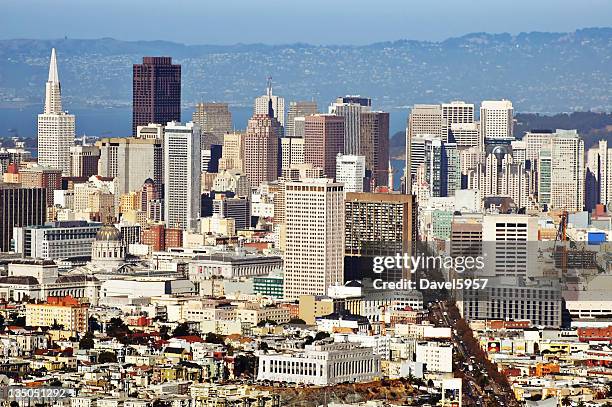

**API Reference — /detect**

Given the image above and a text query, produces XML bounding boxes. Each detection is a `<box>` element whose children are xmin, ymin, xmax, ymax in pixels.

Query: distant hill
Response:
<box><xmin>0</xmin><ymin>28</ymin><xmax>610</xmax><ymax>113</ymax></box>
<box><xmin>389</xmin><ymin>111</ymin><xmax>612</xmax><ymax>158</ymax></box>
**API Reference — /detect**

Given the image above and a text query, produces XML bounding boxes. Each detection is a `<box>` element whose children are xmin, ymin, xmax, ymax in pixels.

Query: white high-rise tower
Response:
<box><xmin>164</xmin><ymin>121</ymin><xmax>202</xmax><ymax>231</ymax></box>
<box><xmin>37</xmin><ymin>48</ymin><xmax>75</xmax><ymax>176</ymax></box>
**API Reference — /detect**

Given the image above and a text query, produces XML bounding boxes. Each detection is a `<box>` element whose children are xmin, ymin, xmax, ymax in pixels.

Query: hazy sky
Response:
<box><xmin>3</xmin><ymin>0</ymin><xmax>611</xmax><ymax>45</ymax></box>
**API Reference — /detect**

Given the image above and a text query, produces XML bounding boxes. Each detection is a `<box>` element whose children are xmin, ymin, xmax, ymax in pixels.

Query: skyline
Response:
<box><xmin>0</xmin><ymin>3</ymin><xmax>611</xmax><ymax>406</ymax></box>
<box><xmin>3</xmin><ymin>0</ymin><xmax>612</xmax><ymax>45</ymax></box>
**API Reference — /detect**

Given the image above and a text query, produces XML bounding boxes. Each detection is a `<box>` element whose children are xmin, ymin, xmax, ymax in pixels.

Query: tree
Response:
<box><xmin>98</xmin><ymin>351</ymin><xmax>117</xmax><ymax>364</ymax></box>
<box><xmin>88</xmin><ymin>316</ymin><xmax>101</xmax><ymax>331</ymax></box>
<box><xmin>79</xmin><ymin>331</ymin><xmax>95</xmax><ymax>350</ymax></box>
<box><xmin>256</xmin><ymin>319</ymin><xmax>277</xmax><ymax>327</ymax></box>
<box><xmin>288</xmin><ymin>318</ymin><xmax>306</xmax><ymax>325</ymax></box>
<box><xmin>51</xmin><ymin>319</ymin><xmax>64</xmax><ymax>330</ymax></box>
<box><xmin>106</xmin><ymin>317</ymin><xmax>130</xmax><ymax>338</ymax></box>
<box><xmin>172</xmin><ymin>323</ymin><xmax>192</xmax><ymax>337</ymax></box>
<box><xmin>427</xmin><ymin>379</ymin><xmax>434</xmax><ymax>393</ymax></box>
<box><xmin>561</xmin><ymin>396</ymin><xmax>571</xmax><ymax>406</ymax></box>
<box><xmin>259</xmin><ymin>342</ymin><xmax>269</xmax><ymax>352</ymax></box>
<box><xmin>205</xmin><ymin>332</ymin><xmax>225</xmax><ymax>345</ymax></box>
<box><xmin>314</xmin><ymin>332</ymin><xmax>330</xmax><ymax>341</ymax></box>
<box><xmin>234</xmin><ymin>354</ymin><xmax>258</xmax><ymax>378</ymax></box>
<box><xmin>159</xmin><ymin>325</ymin><xmax>170</xmax><ymax>340</ymax></box>
<box><xmin>8</xmin><ymin>313</ymin><xmax>26</xmax><ymax>327</ymax></box>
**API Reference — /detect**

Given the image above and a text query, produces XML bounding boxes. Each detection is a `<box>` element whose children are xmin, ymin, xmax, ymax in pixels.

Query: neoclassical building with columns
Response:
<box><xmin>0</xmin><ymin>260</ymin><xmax>100</xmax><ymax>304</ymax></box>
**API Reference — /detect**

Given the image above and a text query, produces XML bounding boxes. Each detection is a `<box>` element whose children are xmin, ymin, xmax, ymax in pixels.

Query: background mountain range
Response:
<box><xmin>0</xmin><ymin>28</ymin><xmax>610</xmax><ymax>113</ymax></box>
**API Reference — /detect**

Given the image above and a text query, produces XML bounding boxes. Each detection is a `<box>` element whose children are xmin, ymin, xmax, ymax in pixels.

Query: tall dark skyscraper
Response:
<box><xmin>132</xmin><ymin>57</ymin><xmax>181</xmax><ymax>135</ymax></box>
<box><xmin>0</xmin><ymin>185</ymin><xmax>46</xmax><ymax>252</ymax></box>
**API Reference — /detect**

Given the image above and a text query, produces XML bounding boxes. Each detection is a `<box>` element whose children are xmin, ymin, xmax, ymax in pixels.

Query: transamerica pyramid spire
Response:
<box><xmin>48</xmin><ymin>48</ymin><xmax>59</xmax><ymax>83</ymax></box>
<box><xmin>44</xmin><ymin>48</ymin><xmax>62</xmax><ymax>114</ymax></box>
<box><xmin>38</xmin><ymin>47</ymin><xmax>74</xmax><ymax>176</ymax></box>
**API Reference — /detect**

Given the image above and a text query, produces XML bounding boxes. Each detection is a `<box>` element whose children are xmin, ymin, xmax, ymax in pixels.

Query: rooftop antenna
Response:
<box><xmin>266</xmin><ymin>76</ymin><xmax>273</xmax><ymax>98</ymax></box>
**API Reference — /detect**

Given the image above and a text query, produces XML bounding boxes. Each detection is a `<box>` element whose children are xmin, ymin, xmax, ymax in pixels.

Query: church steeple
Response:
<box><xmin>44</xmin><ymin>48</ymin><xmax>62</xmax><ymax>114</ymax></box>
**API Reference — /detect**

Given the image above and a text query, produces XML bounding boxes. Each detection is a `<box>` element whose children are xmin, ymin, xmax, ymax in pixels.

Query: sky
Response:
<box><xmin>2</xmin><ymin>0</ymin><xmax>612</xmax><ymax>45</ymax></box>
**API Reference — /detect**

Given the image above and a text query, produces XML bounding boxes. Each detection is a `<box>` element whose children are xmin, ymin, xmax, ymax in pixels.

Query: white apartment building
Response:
<box><xmin>415</xmin><ymin>341</ymin><xmax>453</xmax><ymax>373</ymax></box>
<box><xmin>164</xmin><ymin>121</ymin><xmax>202</xmax><ymax>231</ymax></box>
<box><xmin>335</xmin><ymin>154</ymin><xmax>366</xmax><ymax>192</ymax></box>
<box><xmin>37</xmin><ymin>48</ymin><xmax>75</xmax><ymax>176</ymax></box>
<box><xmin>283</xmin><ymin>179</ymin><xmax>344</xmax><ymax>300</ymax></box>
<box><xmin>480</xmin><ymin>100</ymin><xmax>514</xmax><ymax>143</ymax></box>
<box><xmin>257</xmin><ymin>341</ymin><xmax>381</xmax><ymax>385</ymax></box>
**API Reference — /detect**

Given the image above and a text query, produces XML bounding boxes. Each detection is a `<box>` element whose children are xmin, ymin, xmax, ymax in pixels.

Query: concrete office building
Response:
<box><xmin>360</xmin><ymin>111</ymin><xmax>390</xmax><ymax>187</ymax></box>
<box><xmin>549</xmin><ymin>130</ymin><xmax>585</xmax><ymax>212</ymax></box>
<box><xmin>281</xmin><ymin>137</ymin><xmax>305</xmax><ymax>169</ymax></box>
<box><xmin>244</xmin><ymin>115</ymin><xmax>282</xmax><ymax>188</ymax></box>
<box><xmin>460</xmin><ymin>276</ymin><xmax>562</xmax><ymax>328</ymax></box>
<box><xmin>19</xmin><ymin>166</ymin><xmax>62</xmax><ymax>207</ymax></box>
<box><xmin>218</xmin><ymin>132</ymin><xmax>245</xmax><ymax>173</ymax></box>
<box><xmin>345</xmin><ymin>192</ymin><xmax>417</xmax><ymax>258</ymax></box>
<box><xmin>96</xmin><ymin>137</ymin><xmax>163</xmax><ymax>210</ymax></box>
<box><xmin>70</xmin><ymin>145</ymin><xmax>100</xmax><ymax>179</ymax></box>
<box><xmin>480</xmin><ymin>100</ymin><xmax>514</xmax><ymax>144</ymax></box>
<box><xmin>329</xmin><ymin>96</ymin><xmax>371</xmax><ymax>155</ymax></box>
<box><xmin>13</xmin><ymin>221</ymin><xmax>102</xmax><ymax>259</ymax></box>
<box><xmin>482</xmin><ymin>214</ymin><xmax>538</xmax><ymax>278</ymax></box>
<box><xmin>304</xmin><ymin>114</ymin><xmax>344</xmax><ymax>179</ymax></box>
<box><xmin>406</xmin><ymin>105</ymin><xmax>446</xmax><ymax>192</ymax></box>
<box><xmin>284</xmin><ymin>179</ymin><xmax>344</xmax><ymax>299</ymax></box>
<box><xmin>450</xmin><ymin>122</ymin><xmax>480</xmax><ymax>148</ymax></box>
<box><xmin>192</xmin><ymin>102</ymin><xmax>232</xmax><ymax>146</ymax></box>
<box><xmin>286</xmin><ymin>101</ymin><xmax>317</xmax><ymax>137</ymax></box>
<box><xmin>336</xmin><ymin>154</ymin><xmax>366</xmax><ymax>193</ymax></box>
